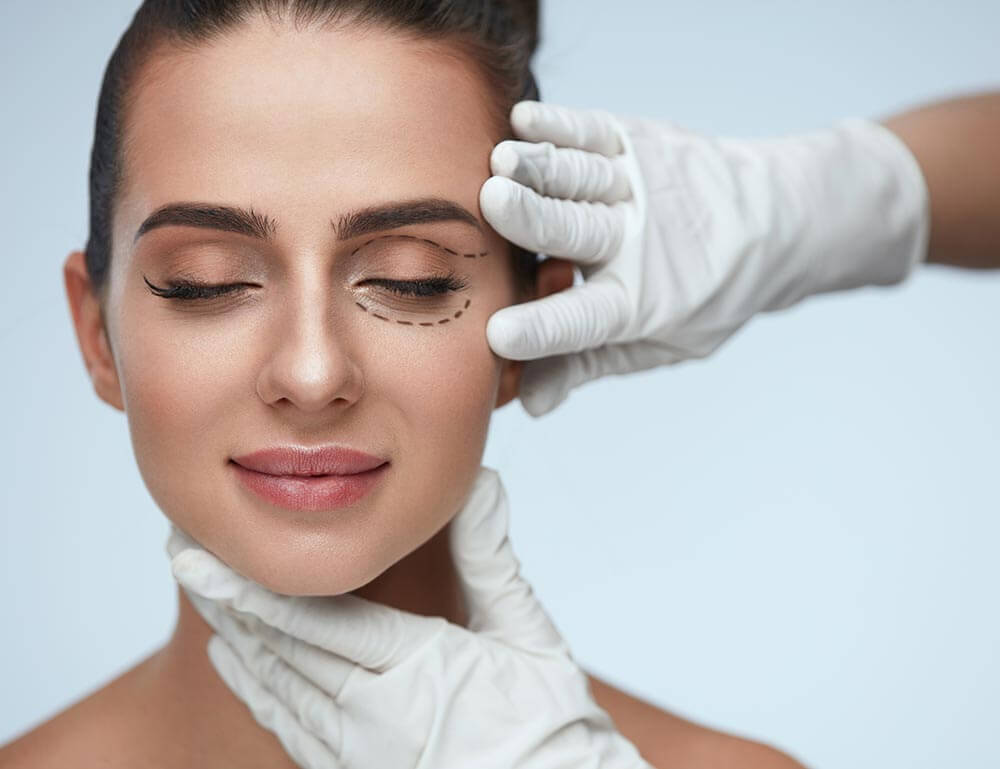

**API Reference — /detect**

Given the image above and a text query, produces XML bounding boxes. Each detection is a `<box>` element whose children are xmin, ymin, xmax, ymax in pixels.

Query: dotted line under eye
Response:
<box><xmin>355</xmin><ymin>298</ymin><xmax>472</xmax><ymax>326</ymax></box>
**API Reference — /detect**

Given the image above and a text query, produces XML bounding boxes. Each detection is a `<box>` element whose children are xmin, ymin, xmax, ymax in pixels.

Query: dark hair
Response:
<box><xmin>85</xmin><ymin>0</ymin><xmax>541</xmax><ymax>307</ymax></box>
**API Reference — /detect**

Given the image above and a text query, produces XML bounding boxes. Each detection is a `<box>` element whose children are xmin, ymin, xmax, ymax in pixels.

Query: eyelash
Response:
<box><xmin>143</xmin><ymin>274</ymin><xmax>468</xmax><ymax>301</ymax></box>
<box><xmin>365</xmin><ymin>276</ymin><xmax>468</xmax><ymax>297</ymax></box>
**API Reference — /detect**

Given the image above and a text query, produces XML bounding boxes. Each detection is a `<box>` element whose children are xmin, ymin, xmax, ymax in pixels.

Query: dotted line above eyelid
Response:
<box><xmin>355</xmin><ymin>297</ymin><xmax>472</xmax><ymax>327</ymax></box>
<box><xmin>349</xmin><ymin>233</ymin><xmax>488</xmax><ymax>260</ymax></box>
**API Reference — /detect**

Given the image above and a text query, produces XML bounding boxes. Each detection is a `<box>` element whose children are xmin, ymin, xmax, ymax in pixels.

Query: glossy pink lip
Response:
<box><xmin>232</xmin><ymin>446</ymin><xmax>387</xmax><ymax>476</ymax></box>
<box><xmin>230</xmin><ymin>446</ymin><xmax>389</xmax><ymax>512</ymax></box>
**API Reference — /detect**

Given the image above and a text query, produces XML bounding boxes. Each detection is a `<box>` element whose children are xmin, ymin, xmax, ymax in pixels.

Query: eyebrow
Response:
<box><xmin>132</xmin><ymin>198</ymin><xmax>482</xmax><ymax>244</ymax></box>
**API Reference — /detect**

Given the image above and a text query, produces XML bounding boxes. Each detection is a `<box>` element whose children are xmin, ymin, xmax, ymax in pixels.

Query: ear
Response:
<box><xmin>495</xmin><ymin>257</ymin><xmax>575</xmax><ymax>409</ymax></box>
<box><xmin>64</xmin><ymin>250</ymin><xmax>125</xmax><ymax>412</ymax></box>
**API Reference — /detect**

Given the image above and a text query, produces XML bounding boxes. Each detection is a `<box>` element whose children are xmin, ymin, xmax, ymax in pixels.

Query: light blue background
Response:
<box><xmin>2</xmin><ymin>1</ymin><xmax>998</xmax><ymax>766</ymax></box>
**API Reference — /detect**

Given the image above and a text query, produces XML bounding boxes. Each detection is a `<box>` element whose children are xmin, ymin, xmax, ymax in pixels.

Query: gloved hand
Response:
<box><xmin>166</xmin><ymin>466</ymin><xmax>651</xmax><ymax>769</ymax></box>
<box><xmin>480</xmin><ymin>101</ymin><xmax>930</xmax><ymax>416</ymax></box>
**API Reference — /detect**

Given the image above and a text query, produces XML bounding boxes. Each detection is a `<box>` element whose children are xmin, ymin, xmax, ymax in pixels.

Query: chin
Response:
<box><xmin>216</xmin><ymin>530</ymin><xmax>401</xmax><ymax>598</ymax></box>
<box><xmin>238</xmin><ymin>560</ymin><xmax>385</xmax><ymax>597</ymax></box>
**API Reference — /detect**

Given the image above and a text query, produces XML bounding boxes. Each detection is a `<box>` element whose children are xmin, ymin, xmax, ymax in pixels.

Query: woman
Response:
<box><xmin>0</xmin><ymin>1</ymin><xmax>805</xmax><ymax>767</ymax></box>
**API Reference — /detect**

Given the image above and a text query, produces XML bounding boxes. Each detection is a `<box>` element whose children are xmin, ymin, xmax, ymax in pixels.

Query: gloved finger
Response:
<box><xmin>182</xmin><ymin>583</ymin><xmax>360</xmax><ymax>700</ymax></box>
<box><xmin>164</xmin><ymin>524</ymin><xmax>199</xmax><ymax>560</ymax></box>
<box><xmin>449</xmin><ymin>467</ymin><xmax>567</xmax><ymax>653</ymax></box>
<box><xmin>511</xmin><ymin>100</ymin><xmax>624</xmax><ymax>157</ymax></box>
<box><xmin>491</xmin><ymin>140</ymin><xmax>631</xmax><ymax>204</ymax></box>
<box><xmin>485</xmin><ymin>276</ymin><xmax>629</xmax><ymax>361</ymax></box>
<box><xmin>237</xmin><ymin>608</ymin><xmax>364</xmax><ymax>699</ymax></box>
<box><xmin>210</xmin><ymin>606</ymin><xmax>345</xmax><ymax>747</ymax></box>
<box><xmin>518</xmin><ymin>341</ymin><xmax>684</xmax><ymax>418</ymax></box>
<box><xmin>171</xmin><ymin>548</ymin><xmax>447</xmax><ymax>673</ymax></box>
<box><xmin>480</xmin><ymin>176</ymin><xmax>624</xmax><ymax>264</ymax></box>
<box><xmin>208</xmin><ymin>634</ymin><xmax>340</xmax><ymax>769</ymax></box>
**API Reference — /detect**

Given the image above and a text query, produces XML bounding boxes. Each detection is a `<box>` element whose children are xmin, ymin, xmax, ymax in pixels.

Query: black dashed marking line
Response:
<box><xmin>355</xmin><ymin>299</ymin><xmax>473</xmax><ymax>327</ymax></box>
<box><xmin>351</xmin><ymin>233</ymin><xmax>488</xmax><ymax>263</ymax></box>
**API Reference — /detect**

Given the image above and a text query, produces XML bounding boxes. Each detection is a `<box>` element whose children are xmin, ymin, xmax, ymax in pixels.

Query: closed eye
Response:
<box><xmin>144</xmin><ymin>276</ymin><xmax>252</xmax><ymax>301</ymax></box>
<box><xmin>143</xmin><ymin>275</ymin><xmax>469</xmax><ymax>301</ymax></box>
<box><xmin>362</xmin><ymin>276</ymin><xmax>467</xmax><ymax>297</ymax></box>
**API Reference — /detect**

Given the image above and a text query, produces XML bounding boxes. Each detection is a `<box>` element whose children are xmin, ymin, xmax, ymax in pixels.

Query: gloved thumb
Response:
<box><xmin>486</xmin><ymin>276</ymin><xmax>629</xmax><ymax>361</ymax></box>
<box><xmin>449</xmin><ymin>466</ymin><xmax>568</xmax><ymax>654</ymax></box>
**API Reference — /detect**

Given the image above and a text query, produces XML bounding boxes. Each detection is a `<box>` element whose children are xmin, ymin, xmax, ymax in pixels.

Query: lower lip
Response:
<box><xmin>230</xmin><ymin>460</ymin><xmax>388</xmax><ymax>512</ymax></box>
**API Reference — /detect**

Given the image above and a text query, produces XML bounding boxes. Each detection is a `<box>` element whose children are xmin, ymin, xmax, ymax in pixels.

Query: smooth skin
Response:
<box><xmin>0</xmin><ymin>15</ymin><xmax>806</xmax><ymax>769</ymax></box>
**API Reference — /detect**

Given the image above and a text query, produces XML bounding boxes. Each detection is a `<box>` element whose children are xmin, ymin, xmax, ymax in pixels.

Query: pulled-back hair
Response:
<box><xmin>85</xmin><ymin>0</ymin><xmax>541</xmax><ymax>305</ymax></box>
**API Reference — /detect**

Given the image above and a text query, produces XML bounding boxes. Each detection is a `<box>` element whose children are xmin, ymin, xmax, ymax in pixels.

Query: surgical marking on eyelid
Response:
<box><xmin>349</xmin><ymin>233</ymin><xmax>489</xmax><ymax>261</ymax></box>
<box><xmin>350</xmin><ymin>237</ymin><xmax>483</xmax><ymax>327</ymax></box>
<box><xmin>355</xmin><ymin>298</ymin><xmax>473</xmax><ymax>327</ymax></box>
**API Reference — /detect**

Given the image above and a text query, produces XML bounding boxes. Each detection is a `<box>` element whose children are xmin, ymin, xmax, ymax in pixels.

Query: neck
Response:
<box><xmin>151</xmin><ymin>521</ymin><xmax>465</xmax><ymax>768</ymax></box>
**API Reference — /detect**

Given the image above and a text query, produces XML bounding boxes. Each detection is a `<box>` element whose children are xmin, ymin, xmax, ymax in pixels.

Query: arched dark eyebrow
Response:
<box><xmin>336</xmin><ymin>198</ymin><xmax>482</xmax><ymax>240</ymax></box>
<box><xmin>132</xmin><ymin>198</ymin><xmax>482</xmax><ymax>244</ymax></box>
<box><xmin>133</xmin><ymin>202</ymin><xmax>276</xmax><ymax>244</ymax></box>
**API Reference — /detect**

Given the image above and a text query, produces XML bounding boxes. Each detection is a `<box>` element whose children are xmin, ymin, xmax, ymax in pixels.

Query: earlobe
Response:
<box><xmin>535</xmin><ymin>256</ymin><xmax>576</xmax><ymax>299</ymax></box>
<box><xmin>63</xmin><ymin>250</ymin><xmax>125</xmax><ymax>412</ymax></box>
<box><xmin>495</xmin><ymin>358</ymin><xmax>523</xmax><ymax>409</ymax></box>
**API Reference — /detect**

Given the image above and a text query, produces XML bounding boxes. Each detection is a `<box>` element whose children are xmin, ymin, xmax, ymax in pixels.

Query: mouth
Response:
<box><xmin>230</xmin><ymin>444</ymin><xmax>388</xmax><ymax>476</ymax></box>
<box><xmin>229</xmin><ymin>459</ymin><xmax>389</xmax><ymax>512</ymax></box>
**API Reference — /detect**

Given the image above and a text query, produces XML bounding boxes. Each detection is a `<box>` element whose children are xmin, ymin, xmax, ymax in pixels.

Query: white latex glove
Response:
<box><xmin>480</xmin><ymin>101</ymin><xmax>930</xmax><ymax>417</ymax></box>
<box><xmin>166</xmin><ymin>466</ymin><xmax>651</xmax><ymax>769</ymax></box>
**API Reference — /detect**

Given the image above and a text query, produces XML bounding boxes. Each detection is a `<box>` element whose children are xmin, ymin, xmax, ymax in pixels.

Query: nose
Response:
<box><xmin>255</xmin><ymin>280</ymin><xmax>364</xmax><ymax>414</ymax></box>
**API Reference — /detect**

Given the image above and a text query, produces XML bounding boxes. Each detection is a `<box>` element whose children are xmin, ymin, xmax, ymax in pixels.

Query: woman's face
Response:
<box><xmin>67</xmin><ymin>17</ymin><xmax>531</xmax><ymax>595</ymax></box>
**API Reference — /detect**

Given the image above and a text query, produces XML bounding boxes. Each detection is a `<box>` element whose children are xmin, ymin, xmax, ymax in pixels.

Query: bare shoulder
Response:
<box><xmin>586</xmin><ymin>672</ymin><xmax>810</xmax><ymax>769</ymax></box>
<box><xmin>0</xmin><ymin>654</ymin><xmax>161</xmax><ymax>769</ymax></box>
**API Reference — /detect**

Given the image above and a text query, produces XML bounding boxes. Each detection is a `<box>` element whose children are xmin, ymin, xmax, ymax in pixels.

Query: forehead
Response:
<box><xmin>115</xmin><ymin>17</ymin><xmax>500</xmax><ymax>249</ymax></box>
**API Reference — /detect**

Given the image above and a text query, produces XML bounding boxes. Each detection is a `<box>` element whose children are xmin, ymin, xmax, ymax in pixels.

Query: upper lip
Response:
<box><xmin>231</xmin><ymin>446</ymin><xmax>388</xmax><ymax>476</ymax></box>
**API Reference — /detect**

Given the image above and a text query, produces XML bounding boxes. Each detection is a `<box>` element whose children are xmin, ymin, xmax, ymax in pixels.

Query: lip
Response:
<box><xmin>232</xmin><ymin>446</ymin><xmax>387</xmax><ymax>476</ymax></box>
<box><xmin>230</xmin><ymin>446</ymin><xmax>389</xmax><ymax>512</ymax></box>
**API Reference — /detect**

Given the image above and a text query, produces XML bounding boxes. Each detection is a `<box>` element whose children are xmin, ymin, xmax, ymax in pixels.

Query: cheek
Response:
<box><xmin>112</xmin><ymin>304</ymin><xmax>248</xmax><ymax>543</ymax></box>
<box><xmin>360</xmin><ymin>311</ymin><xmax>503</xmax><ymax>573</ymax></box>
<box><xmin>382</xmin><ymin>325</ymin><xmax>500</xmax><ymax>456</ymax></box>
